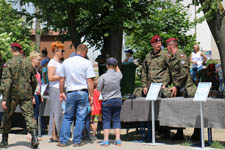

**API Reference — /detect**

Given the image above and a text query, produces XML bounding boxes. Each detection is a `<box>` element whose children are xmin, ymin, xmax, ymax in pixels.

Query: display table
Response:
<box><xmin>120</xmin><ymin>97</ymin><xmax>160</xmax><ymax>122</ymax></box>
<box><xmin>1</xmin><ymin>96</ymin><xmax>225</xmax><ymax>129</ymax></box>
<box><xmin>158</xmin><ymin>97</ymin><xmax>225</xmax><ymax>128</ymax></box>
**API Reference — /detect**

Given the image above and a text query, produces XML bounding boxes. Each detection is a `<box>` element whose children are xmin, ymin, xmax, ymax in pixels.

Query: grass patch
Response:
<box><xmin>180</xmin><ymin>141</ymin><xmax>192</xmax><ymax>146</ymax></box>
<box><xmin>210</xmin><ymin>141</ymin><xmax>225</xmax><ymax>149</ymax></box>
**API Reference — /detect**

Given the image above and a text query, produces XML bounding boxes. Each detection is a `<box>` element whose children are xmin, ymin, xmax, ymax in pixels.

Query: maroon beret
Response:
<box><xmin>150</xmin><ymin>35</ymin><xmax>161</xmax><ymax>43</ymax></box>
<box><xmin>11</xmin><ymin>42</ymin><xmax>23</xmax><ymax>50</ymax></box>
<box><xmin>166</xmin><ymin>38</ymin><xmax>178</xmax><ymax>44</ymax></box>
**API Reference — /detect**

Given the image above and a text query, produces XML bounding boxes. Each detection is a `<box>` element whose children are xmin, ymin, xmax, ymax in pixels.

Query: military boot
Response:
<box><xmin>0</xmin><ymin>133</ymin><xmax>8</xmax><ymax>148</ymax></box>
<box><xmin>30</xmin><ymin>130</ymin><xmax>39</xmax><ymax>149</ymax></box>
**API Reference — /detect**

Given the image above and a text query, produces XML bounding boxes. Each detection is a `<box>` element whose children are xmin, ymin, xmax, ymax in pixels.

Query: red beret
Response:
<box><xmin>150</xmin><ymin>35</ymin><xmax>161</xmax><ymax>43</ymax></box>
<box><xmin>166</xmin><ymin>38</ymin><xmax>177</xmax><ymax>44</ymax></box>
<box><xmin>11</xmin><ymin>42</ymin><xmax>23</xmax><ymax>50</ymax></box>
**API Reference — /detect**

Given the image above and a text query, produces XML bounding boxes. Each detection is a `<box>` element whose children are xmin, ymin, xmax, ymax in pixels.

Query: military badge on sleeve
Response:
<box><xmin>180</xmin><ymin>60</ymin><xmax>185</xmax><ymax>65</ymax></box>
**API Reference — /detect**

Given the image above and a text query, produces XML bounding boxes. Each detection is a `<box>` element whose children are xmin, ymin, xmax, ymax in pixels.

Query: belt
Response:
<box><xmin>67</xmin><ymin>89</ymin><xmax>88</xmax><ymax>93</ymax></box>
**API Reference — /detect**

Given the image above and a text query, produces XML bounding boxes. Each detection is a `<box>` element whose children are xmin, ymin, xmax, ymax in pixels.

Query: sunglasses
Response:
<box><xmin>56</xmin><ymin>49</ymin><xmax>65</xmax><ymax>53</ymax></box>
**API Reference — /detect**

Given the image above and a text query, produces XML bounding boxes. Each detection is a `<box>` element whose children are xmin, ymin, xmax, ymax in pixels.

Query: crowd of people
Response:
<box><xmin>0</xmin><ymin>41</ymin><xmax>123</xmax><ymax>148</ymax></box>
<box><xmin>0</xmin><ymin>34</ymin><xmax>224</xmax><ymax>149</ymax></box>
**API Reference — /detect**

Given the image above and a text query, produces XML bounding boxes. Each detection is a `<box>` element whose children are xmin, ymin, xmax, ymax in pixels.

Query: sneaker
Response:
<box><xmin>57</xmin><ymin>143</ymin><xmax>67</xmax><ymax>147</ymax></box>
<box><xmin>100</xmin><ymin>141</ymin><xmax>109</xmax><ymax>146</ymax></box>
<box><xmin>73</xmin><ymin>142</ymin><xmax>85</xmax><ymax>147</ymax></box>
<box><xmin>115</xmin><ymin>140</ymin><xmax>121</xmax><ymax>146</ymax></box>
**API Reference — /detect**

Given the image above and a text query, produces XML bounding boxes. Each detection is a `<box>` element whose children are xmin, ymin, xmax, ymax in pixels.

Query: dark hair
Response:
<box><xmin>11</xmin><ymin>46</ymin><xmax>21</xmax><ymax>51</ymax></box>
<box><xmin>41</xmin><ymin>48</ymin><xmax>48</xmax><ymax>57</ymax></box>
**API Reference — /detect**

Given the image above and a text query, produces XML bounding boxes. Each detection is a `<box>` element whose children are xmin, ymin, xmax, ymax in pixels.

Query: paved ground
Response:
<box><xmin>1</xmin><ymin>128</ymin><xmax>223</xmax><ymax>150</ymax></box>
<box><xmin>0</xmin><ymin>134</ymin><xmax>199</xmax><ymax>150</ymax></box>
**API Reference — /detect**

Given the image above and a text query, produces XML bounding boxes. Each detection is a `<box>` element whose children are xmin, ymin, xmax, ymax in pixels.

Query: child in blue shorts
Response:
<box><xmin>97</xmin><ymin>57</ymin><xmax>123</xmax><ymax>146</ymax></box>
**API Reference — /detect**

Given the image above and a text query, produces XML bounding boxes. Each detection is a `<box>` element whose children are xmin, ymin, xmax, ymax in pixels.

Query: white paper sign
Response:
<box><xmin>146</xmin><ymin>83</ymin><xmax>162</xmax><ymax>101</ymax></box>
<box><xmin>193</xmin><ymin>82</ymin><xmax>212</xmax><ymax>102</ymax></box>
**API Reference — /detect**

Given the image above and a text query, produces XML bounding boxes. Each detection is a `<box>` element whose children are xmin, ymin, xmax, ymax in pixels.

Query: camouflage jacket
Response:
<box><xmin>168</xmin><ymin>50</ymin><xmax>196</xmax><ymax>95</ymax></box>
<box><xmin>141</xmin><ymin>50</ymin><xmax>170</xmax><ymax>88</ymax></box>
<box><xmin>1</xmin><ymin>55</ymin><xmax>37</xmax><ymax>101</ymax></box>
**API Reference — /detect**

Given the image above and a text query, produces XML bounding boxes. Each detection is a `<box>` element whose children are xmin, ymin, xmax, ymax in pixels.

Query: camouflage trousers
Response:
<box><xmin>1</xmin><ymin>99</ymin><xmax>37</xmax><ymax>134</ymax></box>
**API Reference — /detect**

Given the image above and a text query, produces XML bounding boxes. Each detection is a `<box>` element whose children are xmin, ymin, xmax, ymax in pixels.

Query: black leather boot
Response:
<box><xmin>0</xmin><ymin>133</ymin><xmax>8</xmax><ymax>148</ymax></box>
<box><xmin>30</xmin><ymin>130</ymin><xmax>39</xmax><ymax>149</ymax></box>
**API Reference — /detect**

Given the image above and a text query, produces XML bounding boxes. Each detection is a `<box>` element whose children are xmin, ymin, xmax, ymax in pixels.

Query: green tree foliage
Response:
<box><xmin>125</xmin><ymin>0</ymin><xmax>196</xmax><ymax>63</ymax></box>
<box><xmin>12</xmin><ymin>0</ymin><xmax>153</xmax><ymax>62</ymax></box>
<box><xmin>0</xmin><ymin>0</ymin><xmax>33</xmax><ymax>60</ymax></box>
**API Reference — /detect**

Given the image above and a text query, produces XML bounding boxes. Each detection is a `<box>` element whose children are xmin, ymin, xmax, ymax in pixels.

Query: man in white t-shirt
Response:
<box><xmin>57</xmin><ymin>44</ymin><xmax>96</xmax><ymax>147</ymax></box>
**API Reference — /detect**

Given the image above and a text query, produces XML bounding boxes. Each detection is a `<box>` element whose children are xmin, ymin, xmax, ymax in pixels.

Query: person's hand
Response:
<box><xmin>40</xmin><ymin>96</ymin><xmax>44</xmax><ymax>103</ymax></box>
<box><xmin>143</xmin><ymin>87</ymin><xmax>148</xmax><ymax>95</ymax></box>
<box><xmin>162</xmin><ymin>85</ymin><xmax>166</xmax><ymax>89</ymax></box>
<box><xmin>32</xmin><ymin>97</ymin><xmax>36</xmax><ymax>105</ymax></box>
<box><xmin>193</xmin><ymin>61</ymin><xmax>197</xmax><ymax>64</ymax></box>
<box><xmin>170</xmin><ymin>86</ymin><xmax>177</xmax><ymax>97</ymax></box>
<box><xmin>59</xmin><ymin>92</ymin><xmax>66</xmax><ymax>102</ymax></box>
<box><xmin>1</xmin><ymin>101</ymin><xmax>7</xmax><ymax>110</ymax></box>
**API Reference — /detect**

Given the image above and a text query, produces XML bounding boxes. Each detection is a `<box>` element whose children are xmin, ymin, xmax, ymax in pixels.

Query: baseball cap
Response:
<box><xmin>106</xmin><ymin>57</ymin><xmax>118</xmax><ymax>66</ymax></box>
<box><xmin>41</xmin><ymin>58</ymin><xmax>49</xmax><ymax>66</ymax></box>
<box><xmin>125</xmin><ymin>49</ymin><xmax>133</xmax><ymax>54</ymax></box>
<box><xmin>166</xmin><ymin>37</ymin><xmax>178</xmax><ymax>44</ymax></box>
<box><xmin>11</xmin><ymin>42</ymin><xmax>23</xmax><ymax>51</ymax></box>
<box><xmin>150</xmin><ymin>35</ymin><xmax>161</xmax><ymax>43</ymax></box>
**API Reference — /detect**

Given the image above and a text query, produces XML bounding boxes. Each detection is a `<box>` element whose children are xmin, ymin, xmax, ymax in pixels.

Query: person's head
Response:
<box><xmin>11</xmin><ymin>42</ymin><xmax>23</xmax><ymax>55</ymax></box>
<box><xmin>41</xmin><ymin>48</ymin><xmax>48</xmax><ymax>57</ymax></box>
<box><xmin>125</xmin><ymin>49</ymin><xmax>133</xmax><ymax>58</ymax></box>
<box><xmin>193</xmin><ymin>44</ymin><xmax>200</xmax><ymax>53</ymax></box>
<box><xmin>106</xmin><ymin>57</ymin><xmax>118</xmax><ymax>70</ymax></box>
<box><xmin>29</xmin><ymin>51</ymin><xmax>42</xmax><ymax>68</ymax></box>
<box><xmin>51</xmin><ymin>41</ymin><xmax>64</xmax><ymax>59</ymax></box>
<box><xmin>150</xmin><ymin>35</ymin><xmax>162</xmax><ymax>53</ymax></box>
<box><xmin>166</xmin><ymin>37</ymin><xmax>178</xmax><ymax>55</ymax></box>
<box><xmin>76</xmin><ymin>44</ymin><xmax>88</xmax><ymax>57</ymax></box>
<box><xmin>207</xmin><ymin>63</ymin><xmax>216</xmax><ymax>72</ymax></box>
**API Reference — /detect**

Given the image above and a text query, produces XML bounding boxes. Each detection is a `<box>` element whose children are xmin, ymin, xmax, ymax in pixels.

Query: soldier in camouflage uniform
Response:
<box><xmin>0</xmin><ymin>43</ymin><xmax>39</xmax><ymax>149</ymax></box>
<box><xmin>164</xmin><ymin>38</ymin><xmax>197</xmax><ymax>140</ymax></box>
<box><xmin>163</xmin><ymin>38</ymin><xmax>196</xmax><ymax>98</ymax></box>
<box><xmin>141</xmin><ymin>35</ymin><xmax>170</xmax><ymax>96</ymax></box>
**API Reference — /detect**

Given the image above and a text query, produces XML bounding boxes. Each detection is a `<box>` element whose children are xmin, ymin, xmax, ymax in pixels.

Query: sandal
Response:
<box><xmin>49</xmin><ymin>138</ymin><xmax>59</xmax><ymax>142</ymax></box>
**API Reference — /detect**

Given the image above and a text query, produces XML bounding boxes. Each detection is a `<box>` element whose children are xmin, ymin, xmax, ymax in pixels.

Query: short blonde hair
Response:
<box><xmin>29</xmin><ymin>51</ymin><xmax>41</xmax><ymax>60</ymax></box>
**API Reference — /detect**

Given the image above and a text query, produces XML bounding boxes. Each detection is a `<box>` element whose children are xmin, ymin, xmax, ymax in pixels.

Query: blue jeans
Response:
<box><xmin>82</xmin><ymin>113</ymin><xmax>91</xmax><ymax>140</ymax></box>
<box><xmin>191</xmin><ymin>66</ymin><xmax>203</xmax><ymax>83</ymax></box>
<box><xmin>102</xmin><ymin>98</ymin><xmax>122</xmax><ymax>129</ymax></box>
<box><xmin>59</xmin><ymin>91</ymin><xmax>88</xmax><ymax>144</ymax></box>
<box><xmin>33</xmin><ymin>94</ymin><xmax>46</xmax><ymax>135</ymax></box>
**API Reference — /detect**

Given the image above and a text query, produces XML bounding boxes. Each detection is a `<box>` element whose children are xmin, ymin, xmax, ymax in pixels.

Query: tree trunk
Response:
<box><xmin>102</xmin><ymin>36</ymin><xmax>110</xmax><ymax>60</ymax></box>
<box><xmin>199</xmin><ymin>0</ymin><xmax>225</xmax><ymax>82</ymax></box>
<box><xmin>109</xmin><ymin>0</ymin><xmax>123</xmax><ymax>63</ymax></box>
<box><xmin>67</xmin><ymin>5</ymin><xmax>81</xmax><ymax>49</ymax></box>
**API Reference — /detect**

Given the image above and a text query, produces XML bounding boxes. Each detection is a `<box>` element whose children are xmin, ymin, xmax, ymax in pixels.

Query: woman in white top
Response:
<box><xmin>47</xmin><ymin>41</ymin><xmax>65</xmax><ymax>142</ymax></box>
<box><xmin>190</xmin><ymin>44</ymin><xmax>207</xmax><ymax>84</ymax></box>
